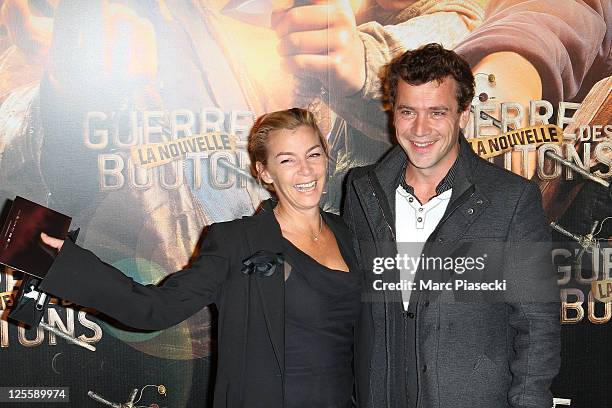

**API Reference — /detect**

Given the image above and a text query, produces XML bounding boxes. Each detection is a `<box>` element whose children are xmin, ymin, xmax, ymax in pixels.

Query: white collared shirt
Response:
<box><xmin>395</xmin><ymin>186</ymin><xmax>452</xmax><ymax>310</ymax></box>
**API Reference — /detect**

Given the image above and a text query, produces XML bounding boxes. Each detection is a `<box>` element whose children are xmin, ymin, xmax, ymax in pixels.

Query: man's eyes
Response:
<box><xmin>398</xmin><ymin>110</ymin><xmax>446</xmax><ymax>117</ymax></box>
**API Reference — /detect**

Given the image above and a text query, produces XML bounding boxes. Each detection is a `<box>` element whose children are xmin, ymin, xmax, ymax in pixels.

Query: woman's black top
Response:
<box><xmin>282</xmin><ymin>237</ymin><xmax>361</xmax><ymax>408</ymax></box>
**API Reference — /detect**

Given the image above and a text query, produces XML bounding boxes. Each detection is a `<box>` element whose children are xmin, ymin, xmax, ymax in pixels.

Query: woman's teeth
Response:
<box><xmin>295</xmin><ymin>181</ymin><xmax>316</xmax><ymax>191</ymax></box>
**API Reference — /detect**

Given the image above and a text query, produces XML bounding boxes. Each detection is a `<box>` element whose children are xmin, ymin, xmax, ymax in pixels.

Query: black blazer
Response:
<box><xmin>40</xmin><ymin>199</ymin><xmax>361</xmax><ymax>408</ymax></box>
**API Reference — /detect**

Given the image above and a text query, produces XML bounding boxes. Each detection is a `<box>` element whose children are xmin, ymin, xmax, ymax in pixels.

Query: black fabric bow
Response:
<box><xmin>241</xmin><ymin>250</ymin><xmax>284</xmax><ymax>277</ymax></box>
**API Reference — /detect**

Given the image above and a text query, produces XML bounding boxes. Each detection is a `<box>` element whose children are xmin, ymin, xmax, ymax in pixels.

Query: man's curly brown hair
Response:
<box><xmin>384</xmin><ymin>43</ymin><xmax>475</xmax><ymax>112</ymax></box>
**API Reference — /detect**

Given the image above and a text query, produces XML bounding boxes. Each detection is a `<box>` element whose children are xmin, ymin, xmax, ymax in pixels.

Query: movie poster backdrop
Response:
<box><xmin>0</xmin><ymin>0</ymin><xmax>610</xmax><ymax>406</ymax></box>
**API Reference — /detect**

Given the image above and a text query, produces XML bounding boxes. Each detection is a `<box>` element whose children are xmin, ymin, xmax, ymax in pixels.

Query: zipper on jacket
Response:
<box><xmin>367</xmin><ymin>175</ymin><xmax>396</xmax><ymax>241</ymax></box>
<box><xmin>364</xmin><ymin>174</ymin><xmax>395</xmax><ymax>408</ymax></box>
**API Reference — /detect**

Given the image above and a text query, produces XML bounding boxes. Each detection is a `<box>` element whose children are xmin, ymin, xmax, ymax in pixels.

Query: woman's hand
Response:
<box><xmin>40</xmin><ymin>232</ymin><xmax>65</xmax><ymax>251</ymax></box>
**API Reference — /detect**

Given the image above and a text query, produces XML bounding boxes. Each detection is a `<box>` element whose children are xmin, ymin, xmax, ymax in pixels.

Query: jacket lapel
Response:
<box><xmin>244</xmin><ymin>200</ymin><xmax>285</xmax><ymax>375</ymax></box>
<box><xmin>352</xmin><ymin>147</ymin><xmax>407</xmax><ymax>305</ymax></box>
<box><xmin>373</xmin><ymin>145</ymin><xmax>409</xmax><ymax>229</ymax></box>
<box><xmin>352</xmin><ymin>145</ymin><xmax>407</xmax><ymax>241</ymax></box>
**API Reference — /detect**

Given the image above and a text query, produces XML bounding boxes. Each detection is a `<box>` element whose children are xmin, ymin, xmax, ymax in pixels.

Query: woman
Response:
<box><xmin>39</xmin><ymin>108</ymin><xmax>361</xmax><ymax>408</ymax></box>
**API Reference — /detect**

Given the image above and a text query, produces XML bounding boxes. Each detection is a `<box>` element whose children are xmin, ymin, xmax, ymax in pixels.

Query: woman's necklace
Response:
<box><xmin>312</xmin><ymin>214</ymin><xmax>323</xmax><ymax>241</ymax></box>
<box><xmin>274</xmin><ymin>208</ymin><xmax>323</xmax><ymax>241</ymax></box>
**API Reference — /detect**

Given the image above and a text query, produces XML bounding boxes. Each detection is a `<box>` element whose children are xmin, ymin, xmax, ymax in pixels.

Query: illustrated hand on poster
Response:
<box><xmin>272</xmin><ymin>0</ymin><xmax>366</xmax><ymax>97</ymax></box>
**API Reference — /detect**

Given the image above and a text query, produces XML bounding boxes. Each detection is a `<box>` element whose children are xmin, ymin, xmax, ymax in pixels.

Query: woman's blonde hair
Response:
<box><xmin>248</xmin><ymin>108</ymin><xmax>329</xmax><ymax>187</ymax></box>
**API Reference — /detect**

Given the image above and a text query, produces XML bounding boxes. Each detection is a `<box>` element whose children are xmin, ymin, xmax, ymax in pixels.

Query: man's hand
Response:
<box><xmin>273</xmin><ymin>0</ymin><xmax>366</xmax><ymax>96</ymax></box>
<box><xmin>40</xmin><ymin>232</ymin><xmax>64</xmax><ymax>251</ymax></box>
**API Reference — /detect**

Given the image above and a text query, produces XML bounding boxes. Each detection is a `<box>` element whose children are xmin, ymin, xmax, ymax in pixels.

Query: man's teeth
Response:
<box><xmin>295</xmin><ymin>181</ymin><xmax>316</xmax><ymax>191</ymax></box>
<box><xmin>413</xmin><ymin>141</ymin><xmax>435</xmax><ymax>147</ymax></box>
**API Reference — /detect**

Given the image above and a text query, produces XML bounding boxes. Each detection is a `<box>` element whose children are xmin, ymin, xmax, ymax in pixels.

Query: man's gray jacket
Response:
<box><xmin>343</xmin><ymin>136</ymin><xmax>560</xmax><ymax>408</ymax></box>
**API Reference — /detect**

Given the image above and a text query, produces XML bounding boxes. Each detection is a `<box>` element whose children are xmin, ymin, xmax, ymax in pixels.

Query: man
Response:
<box><xmin>343</xmin><ymin>43</ymin><xmax>560</xmax><ymax>408</ymax></box>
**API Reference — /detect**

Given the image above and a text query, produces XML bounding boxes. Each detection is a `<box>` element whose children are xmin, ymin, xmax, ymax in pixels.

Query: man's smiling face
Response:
<box><xmin>393</xmin><ymin>77</ymin><xmax>470</xmax><ymax>178</ymax></box>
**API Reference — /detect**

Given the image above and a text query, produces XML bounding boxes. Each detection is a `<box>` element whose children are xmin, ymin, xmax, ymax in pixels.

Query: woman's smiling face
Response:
<box><xmin>257</xmin><ymin>125</ymin><xmax>327</xmax><ymax>212</ymax></box>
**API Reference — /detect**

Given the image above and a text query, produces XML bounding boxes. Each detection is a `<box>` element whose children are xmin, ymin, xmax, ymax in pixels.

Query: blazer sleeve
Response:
<box><xmin>39</xmin><ymin>223</ymin><xmax>229</xmax><ymax>331</ymax></box>
<box><xmin>505</xmin><ymin>182</ymin><xmax>561</xmax><ymax>408</ymax></box>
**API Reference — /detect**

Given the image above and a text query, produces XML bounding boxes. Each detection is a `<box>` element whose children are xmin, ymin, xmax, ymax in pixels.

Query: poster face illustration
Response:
<box><xmin>0</xmin><ymin>0</ymin><xmax>609</xmax><ymax>406</ymax></box>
